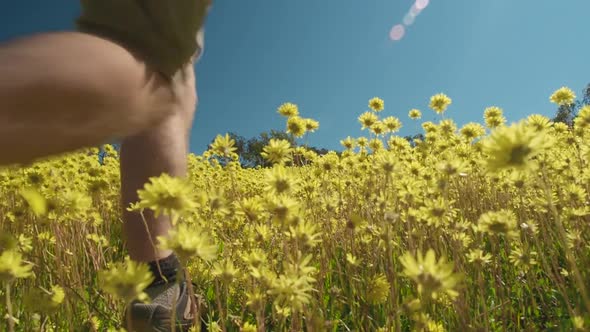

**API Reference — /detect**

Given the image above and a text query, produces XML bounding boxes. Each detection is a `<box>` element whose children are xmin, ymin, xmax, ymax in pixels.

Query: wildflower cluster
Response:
<box><xmin>0</xmin><ymin>86</ymin><xmax>589</xmax><ymax>331</ymax></box>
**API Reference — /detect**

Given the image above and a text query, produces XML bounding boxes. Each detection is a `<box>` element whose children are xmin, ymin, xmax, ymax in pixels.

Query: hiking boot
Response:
<box><xmin>123</xmin><ymin>280</ymin><xmax>196</xmax><ymax>332</ymax></box>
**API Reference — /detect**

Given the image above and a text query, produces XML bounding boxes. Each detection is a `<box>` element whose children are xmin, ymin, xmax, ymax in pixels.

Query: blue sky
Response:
<box><xmin>1</xmin><ymin>1</ymin><xmax>589</xmax><ymax>154</ymax></box>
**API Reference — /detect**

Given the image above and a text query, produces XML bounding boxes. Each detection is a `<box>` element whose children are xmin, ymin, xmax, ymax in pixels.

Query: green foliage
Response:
<box><xmin>553</xmin><ymin>83</ymin><xmax>590</xmax><ymax>126</ymax></box>
<box><xmin>208</xmin><ymin>130</ymin><xmax>329</xmax><ymax>168</ymax></box>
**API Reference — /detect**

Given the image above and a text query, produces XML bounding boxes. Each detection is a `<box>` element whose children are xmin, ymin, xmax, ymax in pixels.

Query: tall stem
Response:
<box><xmin>140</xmin><ymin>210</ymin><xmax>165</xmax><ymax>282</ymax></box>
<box><xmin>540</xmin><ymin>166</ymin><xmax>590</xmax><ymax>313</ymax></box>
<box><xmin>6</xmin><ymin>282</ymin><xmax>14</xmax><ymax>332</ymax></box>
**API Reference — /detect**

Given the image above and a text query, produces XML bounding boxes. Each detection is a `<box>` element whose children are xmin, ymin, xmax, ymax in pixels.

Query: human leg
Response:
<box><xmin>120</xmin><ymin>63</ymin><xmax>196</xmax><ymax>263</ymax></box>
<box><xmin>0</xmin><ymin>32</ymin><xmax>179</xmax><ymax>166</ymax></box>
<box><xmin>119</xmin><ymin>48</ymin><xmax>200</xmax><ymax>332</ymax></box>
<box><xmin>0</xmin><ymin>1</ymin><xmax>209</xmax><ymax>329</ymax></box>
<box><xmin>0</xmin><ymin>31</ymin><xmax>200</xmax><ymax>330</ymax></box>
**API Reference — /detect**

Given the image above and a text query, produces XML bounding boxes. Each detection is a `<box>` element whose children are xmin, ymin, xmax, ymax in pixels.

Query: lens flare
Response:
<box><xmin>415</xmin><ymin>0</ymin><xmax>430</xmax><ymax>10</ymax></box>
<box><xmin>389</xmin><ymin>0</ymin><xmax>430</xmax><ymax>42</ymax></box>
<box><xmin>410</xmin><ymin>4</ymin><xmax>422</xmax><ymax>16</ymax></box>
<box><xmin>389</xmin><ymin>24</ymin><xmax>405</xmax><ymax>41</ymax></box>
<box><xmin>403</xmin><ymin>13</ymin><xmax>416</xmax><ymax>26</ymax></box>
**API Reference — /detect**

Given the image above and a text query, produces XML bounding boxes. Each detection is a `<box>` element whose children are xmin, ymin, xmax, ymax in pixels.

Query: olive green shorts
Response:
<box><xmin>76</xmin><ymin>0</ymin><xmax>209</xmax><ymax>78</ymax></box>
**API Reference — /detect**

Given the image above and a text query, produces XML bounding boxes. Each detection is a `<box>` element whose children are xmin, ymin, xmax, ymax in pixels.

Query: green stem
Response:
<box><xmin>5</xmin><ymin>282</ymin><xmax>14</xmax><ymax>332</ymax></box>
<box><xmin>477</xmin><ymin>267</ymin><xmax>489</xmax><ymax>331</ymax></box>
<box><xmin>214</xmin><ymin>280</ymin><xmax>227</xmax><ymax>332</ymax></box>
<box><xmin>187</xmin><ymin>276</ymin><xmax>200</xmax><ymax>331</ymax></box>
<box><xmin>140</xmin><ymin>210</ymin><xmax>166</xmax><ymax>283</ymax></box>
<box><xmin>541</xmin><ymin>166</ymin><xmax>590</xmax><ymax>313</ymax></box>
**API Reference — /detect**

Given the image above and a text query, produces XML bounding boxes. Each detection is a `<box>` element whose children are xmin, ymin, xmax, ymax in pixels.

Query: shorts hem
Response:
<box><xmin>76</xmin><ymin>21</ymin><xmax>193</xmax><ymax>79</ymax></box>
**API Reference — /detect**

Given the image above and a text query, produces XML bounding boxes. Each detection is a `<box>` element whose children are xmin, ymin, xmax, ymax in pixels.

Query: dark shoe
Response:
<box><xmin>124</xmin><ymin>280</ymin><xmax>196</xmax><ymax>332</ymax></box>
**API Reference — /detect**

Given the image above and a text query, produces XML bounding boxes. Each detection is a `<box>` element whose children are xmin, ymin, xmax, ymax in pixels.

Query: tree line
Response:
<box><xmin>213</xmin><ymin>83</ymin><xmax>589</xmax><ymax>168</ymax></box>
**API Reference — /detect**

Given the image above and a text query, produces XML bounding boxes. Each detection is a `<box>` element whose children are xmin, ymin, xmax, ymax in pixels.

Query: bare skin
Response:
<box><xmin>0</xmin><ymin>31</ymin><xmax>196</xmax><ymax>262</ymax></box>
<box><xmin>121</xmin><ymin>66</ymin><xmax>197</xmax><ymax>262</ymax></box>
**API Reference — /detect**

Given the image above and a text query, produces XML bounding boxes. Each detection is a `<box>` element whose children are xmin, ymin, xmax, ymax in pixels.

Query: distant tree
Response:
<box><xmin>222</xmin><ymin>132</ymin><xmax>249</xmax><ymax>166</ymax></box>
<box><xmin>244</xmin><ymin>130</ymin><xmax>296</xmax><ymax>168</ymax></box>
<box><xmin>403</xmin><ymin>133</ymin><xmax>424</xmax><ymax>147</ymax></box>
<box><xmin>208</xmin><ymin>129</ymin><xmax>317</xmax><ymax>168</ymax></box>
<box><xmin>553</xmin><ymin>83</ymin><xmax>590</xmax><ymax>126</ymax></box>
<box><xmin>583</xmin><ymin>84</ymin><xmax>590</xmax><ymax>106</ymax></box>
<box><xmin>306</xmin><ymin>146</ymin><xmax>330</xmax><ymax>156</ymax></box>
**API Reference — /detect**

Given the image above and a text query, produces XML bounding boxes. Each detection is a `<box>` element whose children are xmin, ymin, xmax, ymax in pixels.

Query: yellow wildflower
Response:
<box><xmin>383</xmin><ymin>116</ymin><xmax>402</xmax><ymax>132</ymax></box>
<box><xmin>286</xmin><ymin>116</ymin><xmax>307</xmax><ymax>138</ymax></box>
<box><xmin>304</xmin><ymin>118</ymin><xmax>320</xmax><ymax>132</ymax></box>
<box><xmin>482</xmin><ymin>121</ymin><xmax>553</xmax><ymax>174</ymax></box>
<box><xmin>158</xmin><ymin>223</ymin><xmax>218</xmax><ymax>263</ymax></box>
<box><xmin>400</xmin><ymin>249</ymin><xmax>461</xmax><ymax>299</ymax></box>
<box><xmin>210</xmin><ymin>133</ymin><xmax>238</xmax><ymax>158</ymax></box>
<box><xmin>429</xmin><ymin>93</ymin><xmax>452</xmax><ymax>114</ymax></box>
<box><xmin>0</xmin><ymin>250</ymin><xmax>33</xmax><ymax>282</ymax></box>
<box><xmin>99</xmin><ymin>257</ymin><xmax>153</xmax><ymax>303</ymax></box>
<box><xmin>359</xmin><ymin>111</ymin><xmax>379</xmax><ymax>129</ymax></box>
<box><xmin>409</xmin><ymin>108</ymin><xmax>422</xmax><ymax>119</ymax></box>
<box><xmin>340</xmin><ymin>136</ymin><xmax>356</xmax><ymax>150</ymax></box>
<box><xmin>133</xmin><ymin>173</ymin><xmax>197</xmax><ymax>220</ymax></box>
<box><xmin>369</xmin><ymin>97</ymin><xmax>385</xmax><ymax>112</ymax></box>
<box><xmin>550</xmin><ymin>86</ymin><xmax>576</xmax><ymax>105</ymax></box>
<box><xmin>477</xmin><ymin>209</ymin><xmax>518</xmax><ymax>238</ymax></box>
<box><xmin>366</xmin><ymin>273</ymin><xmax>390</xmax><ymax>305</ymax></box>
<box><xmin>261</xmin><ymin>139</ymin><xmax>293</xmax><ymax>165</ymax></box>
<box><xmin>277</xmin><ymin>102</ymin><xmax>299</xmax><ymax>117</ymax></box>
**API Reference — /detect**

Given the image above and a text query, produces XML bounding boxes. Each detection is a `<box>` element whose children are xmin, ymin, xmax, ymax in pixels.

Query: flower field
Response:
<box><xmin>1</xmin><ymin>88</ymin><xmax>590</xmax><ymax>331</ymax></box>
